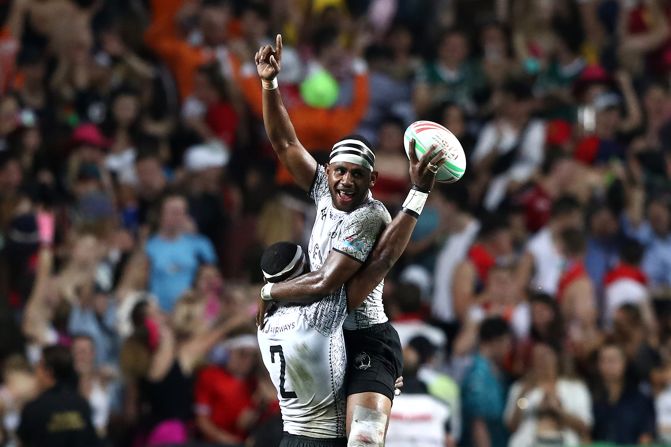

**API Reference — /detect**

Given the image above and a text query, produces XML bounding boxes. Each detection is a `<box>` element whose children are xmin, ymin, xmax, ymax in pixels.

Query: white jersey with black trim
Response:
<box><xmin>258</xmin><ymin>289</ymin><xmax>348</xmax><ymax>438</ymax></box>
<box><xmin>308</xmin><ymin>166</ymin><xmax>391</xmax><ymax>330</ymax></box>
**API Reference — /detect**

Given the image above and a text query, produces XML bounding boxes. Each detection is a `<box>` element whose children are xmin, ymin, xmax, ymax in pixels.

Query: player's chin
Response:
<box><xmin>334</xmin><ymin>193</ymin><xmax>359</xmax><ymax>211</ymax></box>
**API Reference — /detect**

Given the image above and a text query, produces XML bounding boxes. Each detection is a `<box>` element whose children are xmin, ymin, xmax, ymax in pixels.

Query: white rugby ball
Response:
<box><xmin>403</xmin><ymin>120</ymin><xmax>466</xmax><ymax>183</ymax></box>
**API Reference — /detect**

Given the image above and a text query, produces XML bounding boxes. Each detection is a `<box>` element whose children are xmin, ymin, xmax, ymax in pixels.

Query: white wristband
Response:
<box><xmin>261</xmin><ymin>283</ymin><xmax>274</xmax><ymax>301</ymax></box>
<box><xmin>402</xmin><ymin>188</ymin><xmax>428</xmax><ymax>218</ymax></box>
<box><xmin>262</xmin><ymin>78</ymin><xmax>278</xmax><ymax>90</ymax></box>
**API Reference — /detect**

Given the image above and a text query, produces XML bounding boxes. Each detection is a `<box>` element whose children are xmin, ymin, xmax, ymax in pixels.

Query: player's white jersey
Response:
<box><xmin>308</xmin><ymin>166</ymin><xmax>391</xmax><ymax>330</ymax></box>
<box><xmin>258</xmin><ymin>289</ymin><xmax>348</xmax><ymax>438</ymax></box>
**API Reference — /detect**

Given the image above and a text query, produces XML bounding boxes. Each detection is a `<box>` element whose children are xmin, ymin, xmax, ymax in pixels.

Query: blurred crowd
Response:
<box><xmin>3</xmin><ymin>0</ymin><xmax>671</xmax><ymax>446</ymax></box>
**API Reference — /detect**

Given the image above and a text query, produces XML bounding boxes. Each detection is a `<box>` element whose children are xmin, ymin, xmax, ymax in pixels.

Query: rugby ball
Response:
<box><xmin>403</xmin><ymin>120</ymin><xmax>466</xmax><ymax>183</ymax></box>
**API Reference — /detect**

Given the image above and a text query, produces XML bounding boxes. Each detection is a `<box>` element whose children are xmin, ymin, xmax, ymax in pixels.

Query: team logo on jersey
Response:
<box><xmin>354</xmin><ymin>352</ymin><xmax>371</xmax><ymax>370</ymax></box>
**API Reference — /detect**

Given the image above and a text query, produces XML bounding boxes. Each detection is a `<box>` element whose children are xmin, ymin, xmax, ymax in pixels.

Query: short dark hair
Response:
<box><xmin>560</xmin><ymin>228</ymin><xmax>586</xmax><ymax>257</ymax></box>
<box><xmin>541</xmin><ymin>150</ymin><xmax>571</xmax><ymax>175</ymax></box>
<box><xmin>479</xmin><ymin>317</ymin><xmax>510</xmax><ymax>344</ymax></box>
<box><xmin>551</xmin><ymin>195</ymin><xmax>581</xmax><ymax>218</ymax></box>
<box><xmin>395</xmin><ymin>283</ymin><xmax>422</xmax><ymax>313</ymax></box>
<box><xmin>620</xmin><ymin>238</ymin><xmax>644</xmax><ymax>265</ymax></box>
<box><xmin>436</xmin><ymin>181</ymin><xmax>470</xmax><ymax>212</ymax></box>
<box><xmin>260</xmin><ymin>242</ymin><xmax>306</xmax><ymax>283</ymax></box>
<box><xmin>41</xmin><ymin>345</ymin><xmax>77</xmax><ymax>385</ymax></box>
<box><xmin>408</xmin><ymin>335</ymin><xmax>437</xmax><ymax>365</ymax></box>
<box><xmin>617</xmin><ymin>303</ymin><xmax>643</xmax><ymax>326</ymax></box>
<box><xmin>313</xmin><ymin>26</ymin><xmax>340</xmax><ymax>57</ymax></box>
<box><xmin>478</xmin><ymin>212</ymin><xmax>509</xmax><ymax>240</ymax></box>
<box><xmin>71</xmin><ymin>333</ymin><xmax>95</xmax><ymax>346</ymax></box>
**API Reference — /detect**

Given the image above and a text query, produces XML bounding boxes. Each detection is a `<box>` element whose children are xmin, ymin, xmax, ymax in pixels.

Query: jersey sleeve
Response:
<box><xmin>333</xmin><ymin>204</ymin><xmax>389</xmax><ymax>263</ymax></box>
<box><xmin>194</xmin><ymin>368</ymin><xmax>213</xmax><ymax>416</ymax></box>
<box><xmin>308</xmin><ymin>165</ymin><xmax>329</xmax><ymax>204</ymax></box>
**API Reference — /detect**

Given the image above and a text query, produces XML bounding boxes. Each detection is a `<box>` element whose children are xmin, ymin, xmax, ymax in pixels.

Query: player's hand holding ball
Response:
<box><xmin>407</xmin><ymin>139</ymin><xmax>448</xmax><ymax>193</ymax></box>
<box><xmin>404</xmin><ymin>120</ymin><xmax>467</xmax><ymax>183</ymax></box>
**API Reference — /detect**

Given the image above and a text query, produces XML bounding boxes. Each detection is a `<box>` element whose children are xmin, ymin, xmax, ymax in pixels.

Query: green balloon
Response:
<box><xmin>300</xmin><ymin>69</ymin><xmax>340</xmax><ymax>108</ymax></box>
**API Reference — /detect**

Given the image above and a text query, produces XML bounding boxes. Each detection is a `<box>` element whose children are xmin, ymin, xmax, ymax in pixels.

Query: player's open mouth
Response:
<box><xmin>337</xmin><ymin>191</ymin><xmax>354</xmax><ymax>203</ymax></box>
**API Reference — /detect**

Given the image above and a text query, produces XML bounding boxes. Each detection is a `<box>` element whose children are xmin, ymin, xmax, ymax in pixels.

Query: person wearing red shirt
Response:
<box><xmin>514</xmin><ymin>150</ymin><xmax>575</xmax><ymax>233</ymax></box>
<box><xmin>194</xmin><ymin>332</ymin><xmax>278</xmax><ymax>445</ymax></box>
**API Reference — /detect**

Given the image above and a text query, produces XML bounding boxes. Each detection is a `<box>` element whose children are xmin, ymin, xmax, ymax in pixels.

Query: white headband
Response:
<box><xmin>329</xmin><ymin>139</ymin><xmax>375</xmax><ymax>171</ymax></box>
<box><xmin>262</xmin><ymin>245</ymin><xmax>304</xmax><ymax>280</ymax></box>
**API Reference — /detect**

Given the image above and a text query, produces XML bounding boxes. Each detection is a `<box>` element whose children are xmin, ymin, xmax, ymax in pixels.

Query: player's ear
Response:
<box><xmin>369</xmin><ymin>170</ymin><xmax>378</xmax><ymax>187</ymax></box>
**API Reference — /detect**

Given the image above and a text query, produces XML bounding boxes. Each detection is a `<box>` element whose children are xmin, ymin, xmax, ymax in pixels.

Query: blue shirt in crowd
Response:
<box><xmin>145</xmin><ymin>233</ymin><xmax>216</xmax><ymax>311</ymax></box>
<box><xmin>622</xmin><ymin>217</ymin><xmax>671</xmax><ymax>288</ymax></box>
<box><xmin>592</xmin><ymin>386</ymin><xmax>656</xmax><ymax>444</ymax></box>
<box><xmin>460</xmin><ymin>353</ymin><xmax>508</xmax><ymax>447</ymax></box>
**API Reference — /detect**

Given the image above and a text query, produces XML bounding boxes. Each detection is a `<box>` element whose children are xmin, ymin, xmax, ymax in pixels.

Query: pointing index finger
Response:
<box><xmin>276</xmin><ymin>34</ymin><xmax>283</xmax><ymax>62</ymax></box>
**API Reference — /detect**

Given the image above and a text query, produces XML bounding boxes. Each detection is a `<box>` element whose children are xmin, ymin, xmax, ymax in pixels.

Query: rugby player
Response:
<box><xmin>255</xmin><ymin>34</ymin><xmax>445</xmax><ymax>446</ymax></box>
<box><xmin>258</xmin><ymin>144</ymin><xmax>443</xmax><ymax>446</ymax></box>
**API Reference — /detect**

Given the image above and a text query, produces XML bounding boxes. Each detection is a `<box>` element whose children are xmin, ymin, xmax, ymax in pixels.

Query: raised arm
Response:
<box><xmin>346</xmin><ymin>142</ymin><xmax>446</xmax><ymax>310</ymax></box>
<box><xmin>256</xmin><ymin>34</ymin><xmax>317</xmax><ymax>191</ymax></box>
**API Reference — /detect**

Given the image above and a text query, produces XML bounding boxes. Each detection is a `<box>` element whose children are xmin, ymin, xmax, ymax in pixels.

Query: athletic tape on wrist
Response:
<box><xmin>262</xmin><ymin>78</ymin><xmax>278</xmax><ymax>90</ymax></box>
<box><xmin>402</xmin><ymin>188</ymin><xmax>428</xmax><ymax>218</ymax></box>
<box><xmin>261</xmin><ymin>283</ymin><xmax>274</xmax><ymax>301</ymax></box>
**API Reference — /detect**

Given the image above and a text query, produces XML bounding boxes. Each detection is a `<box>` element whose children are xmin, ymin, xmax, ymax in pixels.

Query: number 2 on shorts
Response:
<box><xmin>270</xmin><ymin>345</ymin><xmax>297</xmax><ymax>398</ymax></box>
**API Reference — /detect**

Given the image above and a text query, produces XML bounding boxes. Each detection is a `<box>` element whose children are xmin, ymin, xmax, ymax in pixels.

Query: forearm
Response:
<box><xmin>347</xmin><ymin>213</ymin><xmax>417</xmax><ymax>308</ymax></box>
<box><xmin>471</xmin><ymin>418</ymin><xmax>491</xmax><ymax>447</ymax></box>
<box><xmin>269</xmin><ymin>269</ymin><xmax>337</xmax><ymax>302</ymax></box>
<box><xmin>262</xmin><ymin>88</ymin><xmax>301</xmax><ymax>154</ymax></box>
<box><xmin>559</xmin><ymin>412</ymin><xmax>589</xmax><ymax>437</ymax></box>
<box><xmin>196</xmin><ymin>416</ymin><xmax>240</xmax><ymax>445</ymax></box>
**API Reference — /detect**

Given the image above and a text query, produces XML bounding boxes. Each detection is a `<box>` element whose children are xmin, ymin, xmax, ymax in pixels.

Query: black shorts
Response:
<box><xmin>343</xmin><ymin>321</ymin><xmax>403</xmax><ymax>401</ymax></box>
<box><xmin>280</xmin><ymin>433</ymin><xmax>347</xmax><ymax>447</ymax></box>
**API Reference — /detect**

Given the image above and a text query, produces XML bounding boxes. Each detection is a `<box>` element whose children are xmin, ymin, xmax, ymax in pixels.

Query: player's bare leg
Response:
<box><xmin>346</xmin><ymin>393</ymin><xmax>391</xmax><ymax>447</ymax></box>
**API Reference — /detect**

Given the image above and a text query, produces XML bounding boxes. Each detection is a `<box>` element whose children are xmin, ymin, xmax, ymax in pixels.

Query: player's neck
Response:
<box><xmin>159</xmin><ymin>228</ymin><xmax>182</xmax><ymax>239</ymax></box>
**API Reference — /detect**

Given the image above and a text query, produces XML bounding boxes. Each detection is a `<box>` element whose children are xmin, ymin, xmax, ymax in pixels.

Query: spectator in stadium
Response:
<box><xmin>513</xmin><ymin>151</ymin><xmax>577</xmax><ymax>234</ymax></box>
<box><xmin>512</xmin><ymin>292</ymin><xmax>564</xmax><ymax>374</ymax></box>
<box><xmin>517</xmin><ymin>195</ymin><xmax>583</xmax><ymax>295</ymax></box>
<box><xmin>584</xmin><ymin>202</ymin><xmax>621</xmax><ymax>296</ymax></box>
<box><xmin>612</xmin><ymin>304</ymin><xmax>661</xmax><ymax>387</ymax></box>
<box><xmin>144</xmin><ymin>192</ymin><xmax>216</xmax><ymax>311</ymax></box>
<box><xmin>591</xmin><ymin>339</ymin><xmax>656</xmax><ymax>444</ymax></box>
<box><xmin>120</xmin><ymin>295</ymin><xmax>248</xmax><ymax>445</ymax></box>
<box><xmin>471</xmin><ymin>80</ymin><xmax>546</xmax><ymax>211</ymax></box>
<box><xmin>477</xmin><ymin>21</ymin><xmax>516</xmax><ymax>93</ymax></box>
<box><xmin>369</xmin><ymin>115</ymin><xmax>410</xmax><ymax>206</ymax></box>
<box><xmin>391</xmin><ymin>283</ymin><xmax>446</xmax><ymax>351</ymax></box>
<box><xmin>410</xmin><ymin>335</ymin><xmax>461</xmax><ymax>443</ymax></box>
<box><xmin>432</xmin><ymin>181</ymin><xmax>481</xmax><ymax>328</ymax></box>
<box><xmin>504</xmin><ymin>342</ymin><xmax>592</xmax><ymax>447</ymax></box>
<box><xmin>71</xmin><ymin>333</ymin><xmax>117</xmax><ymax>437</ymax></box>
<box><xmin>627</xmin><ymin>197</ymin><xmax>671</xmax><ymax>292</ymax></box>
<box><xmin>0</xmin><ymin>355</ymin><xmax>38</xmax><ymax>445</ymax></box>
<box><xmin>604</xmin><ymin>238</ymin><xmax>652</xmax><ymax>328</ymax></box>
<box><xmin>385</xmin><ymin>338</ymin><xmax>454</xmax><ymax>447</ymax></box>
<box><xmin>452</xmin><ymin>214</ymin><xmax>515</xmax><ymax>323</ymax></box>
<box><xmin>182</xmin><ymin>62</ymin><xmax>240</xmax><ymax>149</ymax></box>
<box><xmin>461</xmin><ymin>317</ymin><xmax>512</xmax><ymax>447</ymax></box>
<box><xmin>656</xmin><ymin>359</ymin><xmax>671</xmax><ymax>443</ymax></box>
<box><xmin>144</xmin><ymin>0</ymin><xmax>236</xmax><ymax>100</ymax></box>
<box><xmin>101</xmin><ymin>87</ymin><xmax>144</xmax><ymax>186</ymax></box>
<box><xmin>194</xmin><ymin>328</ymin><xmax>277</xmax><ymax>445</ymax></box>
<box><xmin>132</xmin><ymin>150</ymin><xmax>168</xmax><ymax>227</ymax></box>
<box><xmin>413</xmin><ymin>28</ymin><xmax>485</xmax><ymax>117</ymax></box>
<box><xmin>17</xmin><ymin>345</ymin><xmax>100</xmax><ymax>447</ymax></box>
<box><xmin>556</xmin><ymin>228</ymin><xmax>597</xmax><ymax>332</ymax></box>
<box><xmin>67</xmin><ymin>283</ymin><xmax>119</xmax><ymax>372</ymax></box>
